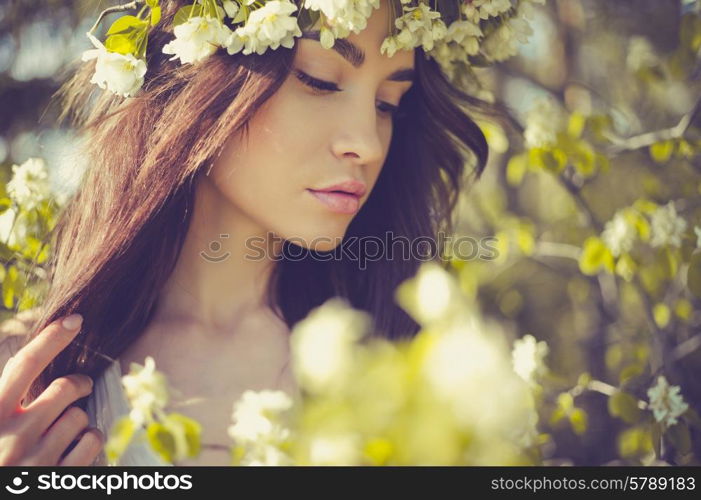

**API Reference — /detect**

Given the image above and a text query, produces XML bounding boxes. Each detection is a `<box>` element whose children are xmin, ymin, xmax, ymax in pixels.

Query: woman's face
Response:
<box><xmin>207</xmin><ymin>0</ymin><xmax>415</xmax><ymax>252</ymax></box>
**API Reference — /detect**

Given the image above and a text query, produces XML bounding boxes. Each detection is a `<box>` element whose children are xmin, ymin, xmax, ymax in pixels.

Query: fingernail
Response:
<box><xmin>62</xmin><ymin>314</ymin><xmax>83</xmax><ymax>330</ymax></box>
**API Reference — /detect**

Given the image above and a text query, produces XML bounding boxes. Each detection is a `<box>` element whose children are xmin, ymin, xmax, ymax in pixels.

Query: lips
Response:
<box><xmin>311</xmin><ymin>179</ymin><xmax>367</xmax><ymax>198</ymax></box>
<box><xmin>307</xmin><ymin>179</ymin><xmax>367</xmax><ymax>215</ymax></box>
<box><xmin>307</xmin><ymin>188</ymin><xmax>362</xmax><ymax>214</ymax></box>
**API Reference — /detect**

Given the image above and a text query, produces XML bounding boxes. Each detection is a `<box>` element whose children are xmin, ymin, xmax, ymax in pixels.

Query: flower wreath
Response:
<box><xmin>82</xmin><ymin>0</ymin><xmax>545</xmax><ymax>99</ymax></box>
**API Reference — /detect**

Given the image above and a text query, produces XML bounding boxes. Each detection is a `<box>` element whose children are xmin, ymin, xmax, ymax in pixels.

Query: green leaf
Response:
<box><xmin>146</xmin><ymin>421</ymin><xmax>176</xmax><ymax>463</ymax></box>
<box><xmin>174</xmin><ymin>5</ymin><xmax>204</xmax><ymax>26</ymax></box>
<box><xmin>687</xmin><ymin>250</ymin><xmax>701</xmax><ymax>298</ymax></box>
<box><xmin>2</xmin><ymin>265</ymin><xmax>18</xmax><ymax>309</ymax></box>
<box><xmin>619</xmin><ymin>363</ymin><xmax>644</xmax><ymax>384</ymax></box>
<box><xmin>506</xmin><ymin>153</ymin><xmax>528</xmax><ymax>186</ymax></box>
<box><xmin>150</xmin><ymin>6</ymin><xmax>162</xmax><ymax>26</ymax></box>
<box><xmin>675</xmin><ymin>139</ymin><xmax>695</xmax><ymax>159</ymax></box>
<box><xmin>17</xmin><ymin>288</ymin><xmax>36</xmax><ymax>311</ymax></box>
<box><xmin>579</xmin><ymin>236</ymin><xmax>615</xmax><ymax>275</ymax></box>
<box><xmin>570</xmin><ymin>142</ymin><xmax>597</xmax><ymax>178</ymax></box>
<box><xmin>666</xmin><ymin>422</ymin><xmax>691</xmax><ymax>455</ymax></box>
<box><xmin>653</xmin><ymin>303</ymin><xmax>671</xmax><ymax>329</ymax></box>
<box><xmin>165</xmin><ymin>413</ymin><xmax>202</xmax><ymax>458</ymax></box>
<box><xmin>104</xmin><ymin>34</ymin><xmax>138</xmax><ymax>55</ymax></box>
<box><xmin>683</xmin><ymin>407</ymin><xmax>701</xmax><ymax>430</ymax></box>
<box><xmin>549</xmin><ymin>407</ymin><xmax>566</xmax><ymax>425</ymax></box>
<box><xmin>202</xmin><ymin>0</ymin><xmax>220</xmax><ymax>18</ymax></box>
<box><xmin>36</xmin><ymin>242</ymin><xmax>50</xmax><ymax>265</ymax></box>
<box><xmin>231</xmin><ymin>444</ymin><xmax>246</xmax><ymax>465</ymax></box>
<box><xmin>569</xmin><ymin>408</ymin><xmax>588</xmax><ymax>435</ymax></box>
<box><xmin>651</xmin><ymin>421</ymin><xmax>662</xmax><ymax>458</ymax></box>
<box><xmin>588</xmin><ymin>114</ymin><xmax>613</xmax><ymax>143</ymax></box>
<box><xmin>529</xmin><ymin>147</ymin><xmax>567</xmax><ymax>174</ymax></box>
<box><xmin>649</xmin><ymin>140</ymin><xmax>675</xmax><ymax>163</ymax></box>
<box><xmin>608</xmin><ymin>390</ymin><xmax>643</xmax><ymax>424</ymax></box>
<box><xmin>107</xmin><ymin>15</ymin><xmax>148</xmax><ymax>35</ymax></box>
<box><xmin>567</xmin><ymin>112</ymin><xmax>586</xmax><ymax>138</ymax></box>
<box><xmin>557</xmin><ymin>392</ymin><xmax>574</xmax><ymax>412</ymax></box>
<box><xmin>614</xmin><ymin>253</ymin><xmax>636</xmax><ymax>282</ymax></box>
<box><xmin>618</xmin><ymin>426</ymin><xmax>653</xmax><ymax>458</ymax></box>
<box><xmin>232</xmin><ymin>4</ymin><xmax>249</xmax><ymax>24</ymax></box>
<box><xmin>105</xmin><ymin>416</ymin><xmax>136</xmax><ymax>464</ymax></box>
<box><xmin>22</xmin><ymin>236</ymin><xmax>42</xmax><ymax>261</ymax></box>
<box><xmin>0</xmin><ymin>197</ymin><xmax>11</xmax><ymax>214</ymax></box>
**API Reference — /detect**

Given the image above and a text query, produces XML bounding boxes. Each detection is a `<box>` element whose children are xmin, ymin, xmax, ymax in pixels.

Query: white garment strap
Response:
<box><xmin>85</xmin><ymin>360</ymin><xmax>172</xmax><ymax>466</ymax></box>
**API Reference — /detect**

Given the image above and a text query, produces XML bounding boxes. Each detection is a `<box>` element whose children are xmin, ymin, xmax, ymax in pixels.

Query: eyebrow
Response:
<box><xmin>300</xmin><ymin>30</ymin><xmax>416</xmax><ymax>83</ymax></box>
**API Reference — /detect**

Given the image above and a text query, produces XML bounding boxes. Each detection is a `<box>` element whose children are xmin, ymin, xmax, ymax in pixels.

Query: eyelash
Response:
<box><xmin>293</xmin><ymin>70</ymin><xmax>403</xmax><ymax>118</ymax></box>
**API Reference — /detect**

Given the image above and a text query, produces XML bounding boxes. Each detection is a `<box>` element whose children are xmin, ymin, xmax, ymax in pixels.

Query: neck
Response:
<box><xmin>152</xmin><ymin>174</ymin><xmax>283</xmax><ymax>335</ymax></box>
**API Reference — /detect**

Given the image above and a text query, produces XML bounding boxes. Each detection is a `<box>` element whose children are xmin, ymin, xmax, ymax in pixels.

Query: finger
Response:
<box><xmin>0</xmin><ymin>314</ymin><xmax>83</xmax><ymax>413</ymax></box>
<box><xmin>58</xmin><ymin>428</ymin><xmax>104</xmax><ymax>466</ymax></box>
<box><xmin>23</xmin><ymin>373</ymin><xmax>93</xmax><ymax>432</ymax></box>
<box><xmin>33</xmin><ymin>406</ymin><xmax>90</xmax><ymax>465</ymax></box>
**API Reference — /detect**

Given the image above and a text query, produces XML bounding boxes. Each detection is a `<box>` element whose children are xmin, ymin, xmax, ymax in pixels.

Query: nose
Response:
<box><xmin>330</xmin><ymin>99</ymin><xmax>385</xmax><ymax>166</ymax></box>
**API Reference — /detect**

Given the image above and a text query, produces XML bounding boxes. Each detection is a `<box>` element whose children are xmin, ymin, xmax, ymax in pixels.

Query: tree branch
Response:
<box><xmin>605</xmin><ymin>93</ymin><xmax>701</xmax><ymax>154</ymax></box>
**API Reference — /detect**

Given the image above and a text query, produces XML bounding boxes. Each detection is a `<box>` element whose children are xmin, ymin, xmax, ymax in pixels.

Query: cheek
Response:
<box><xmin>210</xmin><ymin>92</ymin><xmax>312</xmax><ymax>200</ymax></box>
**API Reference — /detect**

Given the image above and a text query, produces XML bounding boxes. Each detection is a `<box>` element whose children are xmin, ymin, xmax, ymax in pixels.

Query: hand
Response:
<box><xmin>0</xmin><ymin>314</ymin><xmax>104</xmax><ymax>465</ymax></box>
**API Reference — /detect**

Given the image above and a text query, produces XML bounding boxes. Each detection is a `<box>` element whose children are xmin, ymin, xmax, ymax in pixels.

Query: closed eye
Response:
<box><xmin>293</xmin><ymin>70</ymin><xmax>405</xmax><ymax>118</ymax></box>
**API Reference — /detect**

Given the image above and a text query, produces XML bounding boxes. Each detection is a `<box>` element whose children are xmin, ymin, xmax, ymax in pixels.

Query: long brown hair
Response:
<box><xmin>23</xmin><ymin>0</ymin><xmax>508</xmax><ymax>403</ymax></box>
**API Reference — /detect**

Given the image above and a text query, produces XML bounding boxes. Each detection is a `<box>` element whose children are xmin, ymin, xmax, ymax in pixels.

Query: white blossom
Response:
<box><xmin>289</xmin><ymin>297</ymin><xmax>370</xmax><ymax>394</ymax></box>
<box><xmin>647</xmin><ymin>376</ymin><xmax>689</xmax><ymax>427</ymax></box>
<box><xmin>381</xmin><ymin>2</ymin><xmax>447</xmax><ymax>57</ymax></box>
<box><xmin>228</xmin><ymin>390</ymin><xmax>293</xmax><ymax>443</ymax></box>
<box><xmin>308</xmin><ymin>433</ymin><xmax>361</xmax><ymax>465</ymax></box>
<box><xmin>511</xmin><ymin>334</ymin><xmax>549</xmax><ymax>385</ymax></box>
<box><xmin>626</xmin><ymin>36</ymin><xmax>659</xmax><ymax>72</ymax></box>
<box><xmin>523</xmin><ymin>97</ymin><xmax>567</xmax><ymax>149</ymax></box>
<box><xmin>162</xmin><ymin>16</ymin><xmax>233</xmax><ymax>64</ymax></box>
<box><xmin>422</xmin><ymin>319</ymin><xmax>531</xmax><ymax>432</ymax></box>
<box><xmin>305</xmin><ymin>0</ymin><xmax>380</xmax><ymax>44</ymax></box>
<box><xmin>426</xmin><ymin>17</ymin><xmax>482</xmax><ymax>66</ymax></box>
<box><xmin>222</xmin><ymin>0</ymin><xmax>240</xmax><ymax>18</ymax></box>
<box><xmin>6</xmin><ymin>157</ymin><xmax>52</xmax><ymax>211</ymax></box>
<box><xmin>81</xmin><ymin>32</ymin><xmax>146</xmax><ymax>97</ymax></box>
<box><xmin>121</xmin><ymin>356</ymin><xmax>169</xmax><ymax>427</ymax></box>
<box><xmin>227</xmin><ymin>0</ymin><xmax>302</xmax><ymax>55</ymax></box>
<box><xmin>467</xmin><ymin>0</ymin><xmax>513</xmax><ymax>21</ymax></box>
<box><xmin>602</xmin><ymin>210</ymin><xmax>637</xmax><ymax>257</ymax></box>
<box><xmin>481</xmin><ymin>15</ymin><xmax>533</xmax><ymax>61</ymax></box>
<box><xmin>304</xmin><ymin>0</ymin><xmax>355</xmax><ymax>21</ymax></box>
<box><xmin>649</xmin><ymin>202</ymin><xmax>687</xmax><ymax>248</ymax></box>
<box><xmin>426</xmin><ymin>39</ymin><xmax>467</xmax><ymax>69</ymax></box>
<box><xmin>228</xmin><ymin>389</ymin><xmax>294</xmax><ymax>465</ymax></box>
<box><xmin>443</xmin><ymin>19</ymin><xmax>482</xmax><ymax>53</ymax></box>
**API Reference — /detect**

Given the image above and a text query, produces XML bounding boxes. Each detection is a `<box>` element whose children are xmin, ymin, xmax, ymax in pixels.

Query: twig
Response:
<box><xmin>671</xmin><ymin>332</ymin><xmax>701</xmax><ymax>361</ymax></box>
<box><xmin>532</xmin><ymin>241</ymin><xmax>581</xmax><ymax>261</ymax></box>
<box><xmin>584</xmin><ymin>380</ymin><xmax>649</xmax><ymax>410</ymax></box>
<box><xmin>89</xmin><ymin>0</ymin><xmax>144</xmax><ymax>35</ymax></box>
<box><xmin>557</xmin><ymin>175</ymin><xmax>603</xmax><ymax>232</ymax></box>
<box><xmin>605</xmin><ymin>93</ymin><xmax>701</xmax><ymax>155</ymax></box>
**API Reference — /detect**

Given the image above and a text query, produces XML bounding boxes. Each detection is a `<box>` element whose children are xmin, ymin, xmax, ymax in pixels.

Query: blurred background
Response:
<box><xmin>0</xmin><ymin>0</ymin><xmax>699</xmax><ymax>465</ymax></box>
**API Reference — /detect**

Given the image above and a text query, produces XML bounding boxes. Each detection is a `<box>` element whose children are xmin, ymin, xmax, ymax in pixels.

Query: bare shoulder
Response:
<box><xmin>0</xmin><ymin>308</ymin><xmax>41</xmax><ymax>372</ymax></box>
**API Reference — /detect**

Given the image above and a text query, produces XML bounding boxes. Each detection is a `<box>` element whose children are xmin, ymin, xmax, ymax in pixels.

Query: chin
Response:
<box><xmin>282</xmin><ymin>225</ymin><xmax>352</xmax><ymax>253</ymax></box>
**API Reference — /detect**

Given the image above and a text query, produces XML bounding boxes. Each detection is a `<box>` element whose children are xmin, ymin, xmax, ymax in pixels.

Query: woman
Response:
<box><xmin>0</xmin><ymin>0</ymin><xmax>504</xmax><ymax>466</ymax></box>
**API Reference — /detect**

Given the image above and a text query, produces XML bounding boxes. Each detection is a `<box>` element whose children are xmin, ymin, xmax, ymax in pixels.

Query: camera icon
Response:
<box><xmin>5</xmin><ymin>471</ymin><xmax>29</xmax><ymax>495</ymax></box>
<box><xmin>200</xmin><ymin>233</ymin><xmax>231</xmax><ymax>263</ymax></box>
